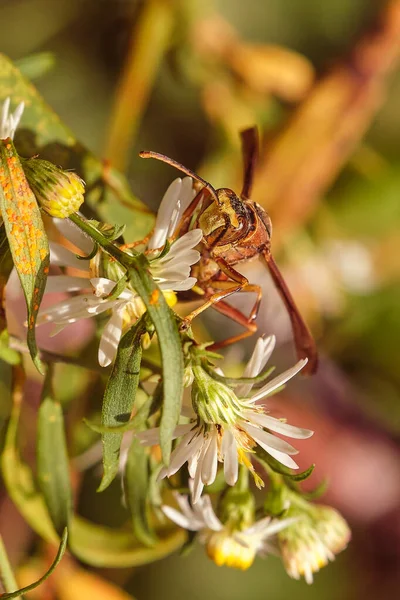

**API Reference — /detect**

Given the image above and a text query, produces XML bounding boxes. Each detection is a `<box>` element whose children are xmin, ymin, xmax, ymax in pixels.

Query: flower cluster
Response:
<box><xmin>1</xmin><ymin>97</ymin><xmax>351</xmax><ymax>586</ymax></box>
<box><xmin>139</xmin><ymin>335</ymin><xmax>313</xmax><ymax>502</ymax></box>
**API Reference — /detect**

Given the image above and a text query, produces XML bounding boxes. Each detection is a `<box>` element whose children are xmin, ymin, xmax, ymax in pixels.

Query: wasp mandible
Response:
<box><xmin>140</xmin><ymin>127</ymin><xmax>318</xmax><ymax>375</ymax></box>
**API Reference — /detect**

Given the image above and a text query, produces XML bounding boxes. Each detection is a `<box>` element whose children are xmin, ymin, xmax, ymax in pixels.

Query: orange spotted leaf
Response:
<box><xmin>0</xmin><ymin>139</ymin><xmax>49</xmax><ymax>373</ymax></box>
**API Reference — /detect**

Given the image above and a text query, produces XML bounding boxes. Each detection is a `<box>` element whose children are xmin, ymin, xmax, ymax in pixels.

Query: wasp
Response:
<box><xmin>140</xmin><ymin>127</ymin><xmax>318</xmax><ymax>374</ymax></box>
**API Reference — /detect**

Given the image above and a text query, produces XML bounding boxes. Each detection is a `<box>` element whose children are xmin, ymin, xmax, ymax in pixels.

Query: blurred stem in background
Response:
<box><xmin>104</xmin><ymin>0</ymin><xmax>174</xmax><ymax>172</ymax></box>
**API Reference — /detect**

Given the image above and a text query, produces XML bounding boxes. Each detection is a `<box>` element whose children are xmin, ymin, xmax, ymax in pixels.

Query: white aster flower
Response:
<box><xmin>278</xmin><ymin>503</ymin><xmax>351</xmax><ymax>584</ymax></box>
<box><xmin>163</xmin><ymin>488</ymin><xmax>296</xmax><ymax>570</ymax></box>
<box><xmin>139</xmin><ymin>335</ymin><xmax>313</xmax><ymax>502</ymax></box>
<box><xmin>0</xmin><ymin>97</ymin><xmax>24</xmax><ymax>140</ymax></box>
<box><xmin>36</xmin><ymin>177</ymin><xmax>202</xmax><ymax>366</ymax></box>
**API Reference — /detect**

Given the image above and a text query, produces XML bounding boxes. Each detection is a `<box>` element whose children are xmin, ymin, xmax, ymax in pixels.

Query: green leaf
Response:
<box><xmin>98</xmin><ymin>318</ymin><xmax>146</xmax><ymax>492</ymax></box>
<box><xmin>124</xmin><ymin>397</ymin><xmax>157</xmax><ymax>547</ymax></box>
<box><xmin>124</xmin><ymin>438</ymin><xmax>157</xmax><ymax>547</ymax></box>
<box><xmin>287</xmin><ymin>463</ymin><xmax>315</xmax><ymax>482</ymax></box>
<box><xmin>0</xmin><ymin>54</ymin><xmax>153</xmax><ymax>241</ymax></box>
<box><xmin>0</xmin><ymin>140</ymin><xmax>49</xmax><ymax>373</ymax></box>
<box><xmin>0</xmin><ymin>528</ymin><xmax>68</xmax><ymax>599</ymax></box>
<box><xmin>1</xmin><ymin>370</ymin><xmax>58</xmax><ymax>543</ymax></box>
<box><xmin>69</xmin><ymin>517</ymin><xmax>185</xmax><ymax>568</ymax></box>
<box><xmin>129</xmin><ymin>255</ymin><xmax>184</xmax><ymax>464</ymax></box>
<box><xmin>255</xmin><ymin>447</ymin><xmax>315</xmax><ymax>481</ymax></box>
<box><xmin>37</xmin><ymin>365</ymin><xmax>72</xmax><ymax>535</ymax></box>
<box><xmin>0</xmin><ymin>535</ymin><xmax>19</xmax><ymax>596</ymax></box>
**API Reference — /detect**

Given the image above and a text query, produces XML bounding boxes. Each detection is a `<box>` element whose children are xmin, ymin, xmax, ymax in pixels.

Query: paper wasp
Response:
<box><xmin>140</xmin><ymin>127</ymin><xmax>318</xmax><ymax>374</ymax></box>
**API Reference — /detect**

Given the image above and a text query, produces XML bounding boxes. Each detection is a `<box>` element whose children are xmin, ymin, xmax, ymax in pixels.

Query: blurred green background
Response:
<box><xmin>1</xmin><ymin>0</ymin><xmax>400</xmax><ymax>599</ymax></box>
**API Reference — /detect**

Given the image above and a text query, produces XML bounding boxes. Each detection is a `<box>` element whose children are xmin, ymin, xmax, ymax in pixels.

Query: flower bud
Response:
<box><xmin>278</xmin><ymin>502</ymin><xmax>351</xmax><ymax>584</ymax></box>
<box><xmin>219</xmin><ymin>487</ymin><xmax>255</xmax><ymax>531</ymax></box>
<box><xmin>191</xmin><ymin>366</ymin><xmax>242</xmax><ymax>425</ymax></box>
<box><xmin>22</xmin><ymin>157</ymin><xmax>85</xmax><ymax>218</ymax></box>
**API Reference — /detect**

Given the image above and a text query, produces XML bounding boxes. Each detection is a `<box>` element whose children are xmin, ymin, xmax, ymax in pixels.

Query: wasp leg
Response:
<box><xmin>207</xmin><ymin>286</ymin><xmax>263</xmax><ymax>350</ymax></box>
<box><xmin>120</xmin><ymin>232</ymin><xmax>153</xmax><ymax>251</ymax></box>
<box><xmin>179</xmin><ymin>282</ymin><xmax>245</xmax><ymax>331</ymax></box>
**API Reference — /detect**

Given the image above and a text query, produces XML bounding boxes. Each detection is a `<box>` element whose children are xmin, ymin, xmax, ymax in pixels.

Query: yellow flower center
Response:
<box><xmin>206</xmin><ymin>531</ymin><xmax>256</xmax><ymax>571</ymax></box>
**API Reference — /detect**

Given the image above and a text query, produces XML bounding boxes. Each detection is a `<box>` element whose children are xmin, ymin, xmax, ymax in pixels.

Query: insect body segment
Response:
<box><xmin>139</xmin><ymin>127</ymin><xmax>318</xmax><ymax>375</ymax></box>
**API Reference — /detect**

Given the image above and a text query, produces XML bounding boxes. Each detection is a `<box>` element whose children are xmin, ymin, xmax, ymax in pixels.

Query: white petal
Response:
<box><xmin>166</xmin><ymin>430</ymin><xmax>199</xmax><ymax>477</ymax></box>
<box><xmin>250</xmin><ymin>359</ymin><xmax>308</xmax><ymax>403</ymax></box>
<box><xmin>175</xmin><ymin>492</ymin><xmax>198</xmax><ymax>523</ymax></box>
<box><xmin>201</xmin><ymin>431</ymin><xmax>218</xmax><ymax>485</ymax></box>
<box><xmin>243</xmin><ymin>411</ymin><xmax>313</xmax><ymax>440</ymax></box>
<box><xmin>158</xmin><ymin>277</ymin><xmax>197</xmax><ymax>292</ymax></box>
<box><xmin>243</xmin><ymin>422</ymin><xmax>299</xmax><ymax>455</ymax></box>
<box><xmin>221</xmin><ymin>429</ymin><xmax>238</xmax><ymax>486</ymax></box>
<box><xmin>162</xmin><ymin>505</ymin><xmax>197</xmax><ymax>530</ymax></box>
<box><xmin>237</xmin><ymin>335</ymin><xmax>276</xmax><ymax>397</ymax></box>
<box><xmin>192</xmin><ymin>464</ymin><xmax>205</xmax><ymax>504</ymax></box>
<box><xmin>49</xmin><ymin>242</ymin><xmax>90</xmax><ymax>271</ymax></box>
<box><xmin>53</xmin><ymin>217</ymin><xmax>94</xmax><ymax>254</ymax></box>
<box><xmin>98</xmin><ymin>310</ymin><xmax>124</xmax><ymax>367</ymax></box>
<box><xmin>198</xmin><ymin>495</ymin><xmax>223</xmax><ymax>531</ymax></box>
<box><xmin>148</xmin><ymin>178</ymin><xmax>182</xmax><ymax>249</ymax></box>
<box><xmin>44</xmin><ymin>275</ymin><xmax>90</xmax><ymax>294</ymax></box>
<box><xmin>37</xmin><ymin>294</ymin><xmax>100</xmax><ymax>325</ymax></box>
<box><xmin>179</xmin><ymin>177</ymin><xmax>196</xmax><ymax>216</ymax></box>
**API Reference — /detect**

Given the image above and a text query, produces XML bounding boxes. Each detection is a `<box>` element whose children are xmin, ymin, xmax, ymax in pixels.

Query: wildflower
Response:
<box><xmin>278</xmin><ymin>503</ymin><xmax>351</xmax><ymax>584</ymax></box>
<box><xmin>139</xmin><ymin>335</ymin><xmax>313</xmax><ymax>502</ymax></box>
<box><xmin>36</xmin><ymin>177</ymin><xmax>202</xmax><ymax>366</ymax></box>
<box><xmin>162</xmin><ymin>487</ymin><xmax>295</xmax><ymax>570</ymax></box>
<box><xmin>0</xmin><ymin>97</ymin><xmax>24</xmax><ymax>140</ymax></box>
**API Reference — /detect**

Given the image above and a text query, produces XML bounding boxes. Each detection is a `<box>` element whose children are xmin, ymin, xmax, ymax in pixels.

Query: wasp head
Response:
<box><xmin>198</xmin><ymin>188</ymin><xmax>254</xmax><ymax>247</ymax></box>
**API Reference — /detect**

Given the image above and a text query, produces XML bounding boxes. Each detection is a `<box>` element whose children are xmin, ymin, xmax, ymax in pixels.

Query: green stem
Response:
<box><xmin>0</xmin><ymin>536</ymin><xmax>22</xmax><ymax>598</ymax></box>
<box><xmin>68</xmin><ymin>213</ymin><xmax>136</xmax><ymax>267</ymax></box>
<box><xmin>236</xmin><ymin>465</ymin><xmax>249</xmax><ymax>493</ymax></box>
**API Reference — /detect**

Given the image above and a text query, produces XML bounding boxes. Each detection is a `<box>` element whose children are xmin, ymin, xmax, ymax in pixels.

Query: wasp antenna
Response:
<box><xmin>263</xmin><ymin>251</ymin><xmax>318</xmax><ymax>375</ymax></box>
<box><xmin>240</xmin><ymin>126</ymin><xmax>259</xmax><ymax>199</ymax></box>
<box><xmin>139</xmin><ymin>150</ymin><xmax>221</xmax><ymax>206</ymax></box>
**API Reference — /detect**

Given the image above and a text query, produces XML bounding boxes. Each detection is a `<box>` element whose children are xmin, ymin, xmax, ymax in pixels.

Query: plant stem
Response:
<box><xmin>0</xmin><ymin>536</ymin><xmax>22</xmax><ymax>598</ymax></box>
<box><xmin>104</xmin><ymin>0</ymin><xmax>175</xmax><ymax>171</ymax></box>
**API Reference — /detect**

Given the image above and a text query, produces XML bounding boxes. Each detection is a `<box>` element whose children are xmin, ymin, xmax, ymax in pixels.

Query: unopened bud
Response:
<box><xmin>191</xmin><ymin>366</ymin><xmax>242</xmax><ymax>425</ymax></box>
<box><xmin>22</xmin><ymin>158</ymin><xmax>85</xmax><ymax>218</ymax></box>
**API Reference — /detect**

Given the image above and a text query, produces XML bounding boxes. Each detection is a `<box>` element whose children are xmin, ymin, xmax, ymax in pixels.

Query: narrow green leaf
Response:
<box><xmin>1</xmin><ymin>369</ymin><xmax>58</xmax><ymax>543</ymax></box>
<box><xmin>256</xmin><ymin>447</ymin><xmax>315</xmax><ymax>481</ymax></box>
<box><xmin>0</xmin><ymin>140</ymin><xmax>49</xmax><ymax>373</ymax></box>
<box><xmin>124</xmin><ymin>439</ymin><xmax>157</xmax><ymax>547</ymax></box>
<box><xmin>0</xmin><ymin>536</ymin><xmax>19</xmax><ymax>596</ymax></box>
<box><xmin>0</xmin><ymin>529</ymin><xmax>68</xmax><ymax>599</ymax></box>
<box><xmin>37</xmin><ymin>365</ymin><xmax>72</xmax><ymax>535</ymax></box>
<box><xmin>98</xmin><ymin>318</ymin><xmax>146</xmax><ymax>492</ymax></box>
<box><xmin>69</xmin><ymin>517</ymin><xmax>185</xmax><ymax>568</ymax></box>
<box><xmin>124</xmin><ymin>397</ymin><xmax>156</xmax><ymax>547</ymax></box>
<box><xmin>287</xmin><ymin>463</ymin><xmax>315</xmax><ymax>482</ymax></box>
<box><xmin>129</xmin><ymin>255</ymin><xmax>184</xmax><ymax>464</ymax></box>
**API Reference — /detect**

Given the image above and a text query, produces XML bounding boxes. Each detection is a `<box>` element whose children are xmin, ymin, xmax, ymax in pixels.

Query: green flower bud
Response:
<box><xmin>278</xmin><ymin>500</ymin><xmax>351</xmax><ymax>584</ymax></box>
<box><xmin>22</xmin><ymin>157</ymin><xmax>85</xmax><ymax>218</ymax></box>
<box><xmin>219</xmin><ymin>487</ymin><xmax>256</xmax><ymax>531</ymax></box>
<box><xmin>191</xmin><ymin>365</ymin><xmax>243</xmax><ymax>425</ymax></box>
